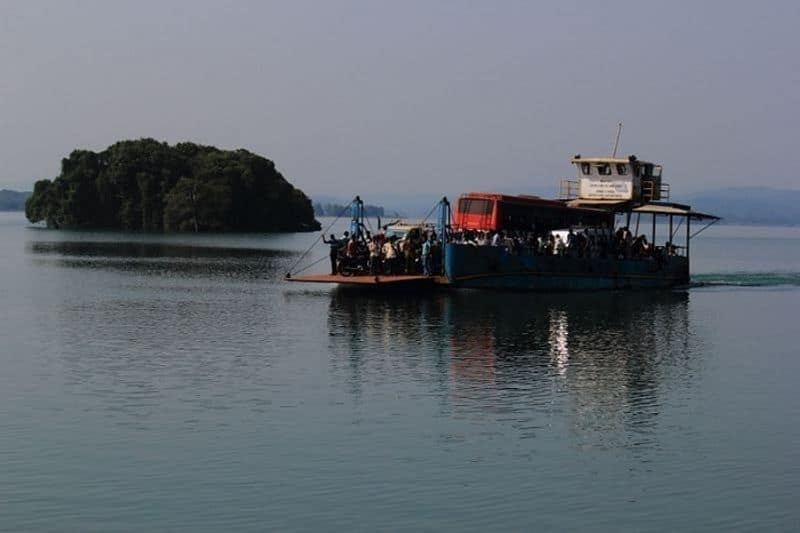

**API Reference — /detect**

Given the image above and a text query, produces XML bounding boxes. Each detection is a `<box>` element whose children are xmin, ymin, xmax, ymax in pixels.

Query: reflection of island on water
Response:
<box><xmin>26</xmin><ymin>240</ymin><xmax>293</xmax><ymax>281</ymax></box>
<box><xmin>327</xmin><ymin>288</ymin><xmax>695</xmax><ymax>447</ymax></box>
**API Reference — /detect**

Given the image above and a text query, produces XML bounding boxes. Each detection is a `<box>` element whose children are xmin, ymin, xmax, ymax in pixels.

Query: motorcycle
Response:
<box><xmin>337</xmin><ymin>250</ymin><xmax>370</xmax><ymax>276</ymax></box>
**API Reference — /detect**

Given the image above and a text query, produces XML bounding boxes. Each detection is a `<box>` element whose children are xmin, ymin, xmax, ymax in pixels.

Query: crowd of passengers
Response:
<box><xmin>448</xmin><ymin>226</ymin><xmax>680</xmax><ymax>260</ymax></box>
<box><xmin>322</xmin><ymin>228</ymin><xmax>443</xmax><ymax>276</ymax></box>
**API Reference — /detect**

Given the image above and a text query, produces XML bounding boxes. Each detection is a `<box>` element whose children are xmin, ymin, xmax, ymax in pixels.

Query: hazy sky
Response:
<box><xmin>1</xmin><ymin>0</ymin><xmax>798</xmax><ymax>201</ymax></box>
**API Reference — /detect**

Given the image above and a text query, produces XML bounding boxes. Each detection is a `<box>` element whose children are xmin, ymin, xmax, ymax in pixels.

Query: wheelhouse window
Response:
<box><xmin>616</xmin><ymin>164</ymin><xmax>628</xmax><ymax>175</ymax></box>
<box><xmin>458</xmin><ymin>198</ymin><xmax>494</xmax><ymax>215</ymax></box>
<box><xmin>596</xmin><ymin>163</ymin><xmax>611</xmax><ymax>175</ymax></box>
<box><xmin>581</xmin><ymin>162</ymin><xmax>591</xmax><ymax>175</ymax></box>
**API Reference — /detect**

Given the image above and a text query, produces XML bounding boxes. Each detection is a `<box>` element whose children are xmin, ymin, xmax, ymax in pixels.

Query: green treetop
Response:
<box><xmin>26</xmin><ymin>139</ymin><xmax>320</xmax><ymax>232</ymax></box>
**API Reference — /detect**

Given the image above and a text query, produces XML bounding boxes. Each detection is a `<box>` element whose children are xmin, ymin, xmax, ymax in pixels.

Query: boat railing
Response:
<box><xmin>641</xmin><ymin>180</ymin><xmax>670</xmax><ymax>202</ymax></box>
<box><xmin>559</xmin><ymin>179</ymin><xmax>580</xmax><ymax>200</ymax></box>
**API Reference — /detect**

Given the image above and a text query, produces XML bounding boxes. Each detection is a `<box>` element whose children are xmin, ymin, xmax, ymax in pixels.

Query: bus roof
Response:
<box><xmin>460</xmin><ymin>192</ymin><xmax>563</xmax><ymax>206</ymax></box>
<box><xmin>458</xmin><ymin>192</ymin><xmax>608</xmax><ymax>214</ymax></box>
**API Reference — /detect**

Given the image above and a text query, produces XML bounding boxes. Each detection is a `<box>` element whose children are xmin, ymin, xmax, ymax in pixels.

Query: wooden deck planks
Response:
<box><xmin>287</xmin><ymin>273</ymin><xmax>446</xmax><ymax>286</ymax></box>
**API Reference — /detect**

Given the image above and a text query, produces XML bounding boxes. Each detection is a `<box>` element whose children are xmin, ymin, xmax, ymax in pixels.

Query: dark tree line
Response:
<box><xmin>313</xmin><ymin>202</ymin><xmax>393</xmax><ymax>218</ymax></box>
<box><xmin>25</xmin><ymin>139</ymin><xmax>321</xmax><ymax>232</ymax></box>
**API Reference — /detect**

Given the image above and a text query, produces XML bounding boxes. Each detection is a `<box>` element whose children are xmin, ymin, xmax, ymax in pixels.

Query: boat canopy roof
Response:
<box><xmin>567</xmin><ymin>199</ymin><xmax>631</xmax><ymax>208</ymax></box>
<box><xmin>567</xmin><ymin>199</ymin><xmax>719</xmax><ymax>220</ymax></box>
<box><xmin>631</xmin><ymin>202</ymin><xmax>720</xmax><ymax>220</ymax></box>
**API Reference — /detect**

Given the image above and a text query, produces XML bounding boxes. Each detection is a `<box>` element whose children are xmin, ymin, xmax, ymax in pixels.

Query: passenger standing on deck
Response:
<box><xmin>375</xmin><ymin>226</ymin><xmax>387</xmax><ymax>248</ymax></box>
<box><xmin>430</xmin><ymin>236</ymin><xmax>441</xmax><ymax>275</ymax></box>
<box><xmin>345</xmin><ymin>236</ymin><xmax>357</xmax><ymax>258</ymax></box>
<box><xmin>567</xmin><ymin>229</ymin><xmax>576</xmax><ymax>256</ymax></box>
<box><xmin>367</xmin><ymin>237</ymin><xmax>380</xmax><ymax>274</ymax></box>
<box><xmin>403</xmin><ymin>235</ymin><xmax>415</xmax><ymax>274</ymax></box>
<box><xmin>421</xmin><ymin>235</ymin><xmax>432</xmax><ymax>276</ymax></box>
<box><xmin>382</xmin><ymin>237</ymin><xmax>397</xmax><ymax>274</ymax></box>
<box><xmin>321</xmin><ymin>233</ymin><xmax>340</xmax><ymax>275</ymax></box>
<box><xmin>555</xmin><ymin>235</ymin><xmax>566</xmax><ymax>256</ymax></box>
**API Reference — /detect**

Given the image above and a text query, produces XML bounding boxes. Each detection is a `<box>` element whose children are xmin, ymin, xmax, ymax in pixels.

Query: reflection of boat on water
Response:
<box><xmin>328</xmin><ymin>289</ymin><xmax>692</xmax><ymax>384</ymax></box>
<box><xmin>288</xmin><ymin>148</ymin><xmax>718</xmax><ymax>291</ymax></box>
<box><xmin>326</xmin><ymin>289</ymin><xmax>695</xmax><ymax>442</ymax></box>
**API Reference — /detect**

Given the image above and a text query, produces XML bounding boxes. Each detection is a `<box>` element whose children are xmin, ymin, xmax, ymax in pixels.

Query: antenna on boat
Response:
<box><xmin>611</xmin><ymin>122</ymin><xmax>623</xmax><ymax>157</ymax></box>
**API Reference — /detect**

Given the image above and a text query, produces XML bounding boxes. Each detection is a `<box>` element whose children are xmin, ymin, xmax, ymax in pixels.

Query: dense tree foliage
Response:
<box><xmin>25</xmin><ymin>139</ymin><xmax>320</xmax><ymax>232</ymax></box>
<box><xmin>313</xmin><ymin>202</ymin><xmax>396</xmax><ymax>218</ymax></box>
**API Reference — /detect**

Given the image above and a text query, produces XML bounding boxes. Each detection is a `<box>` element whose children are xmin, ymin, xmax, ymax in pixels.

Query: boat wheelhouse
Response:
<box><xmin>563</xmin><ymin>155</ymin><xmax>667</xmax><ymax>204</ymax></box>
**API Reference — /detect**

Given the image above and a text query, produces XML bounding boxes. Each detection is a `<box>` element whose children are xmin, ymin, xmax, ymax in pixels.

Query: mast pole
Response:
<box><xmin>611</xmin><ymin>122</ymin><xmax>623</xmax><ymax>158</ymax></box>
<box><xmin>669</xmin><ymin>215</ymin><xmax>673</xmax><ymax>246</ymax></box>
<box><xmin>438</xmin><ymin>197</ymin><xmax>450</xmax><ymax>277</ymax></box>
<box><xmin>350</xmin><ymin>196</ymin><xmax>364</xmax><ymax>239</ymax></box>
<box><xmin>652</xmin><ymin>213</ymin><xmax>656</xmax><ymax>246</ymax></box>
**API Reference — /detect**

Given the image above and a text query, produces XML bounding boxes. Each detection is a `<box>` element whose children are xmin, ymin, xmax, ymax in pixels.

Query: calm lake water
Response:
<box><xmin>1</xmin><ymin>212</ymin><xmax>799</xmax><ymax>531</ymax></box>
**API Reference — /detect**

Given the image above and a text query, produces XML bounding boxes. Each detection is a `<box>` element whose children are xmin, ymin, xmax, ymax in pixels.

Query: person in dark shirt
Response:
<box><xmin>321</xmin><ymin>233</ymin><xmax>340</xmax><ymax>275</ymax></box>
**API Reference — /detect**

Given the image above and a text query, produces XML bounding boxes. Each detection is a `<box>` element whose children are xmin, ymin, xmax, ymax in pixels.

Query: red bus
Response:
<box><xmin>453</xmin><ymin>192</ymin><xmax>612</xmax><ymax>232</ymax></box>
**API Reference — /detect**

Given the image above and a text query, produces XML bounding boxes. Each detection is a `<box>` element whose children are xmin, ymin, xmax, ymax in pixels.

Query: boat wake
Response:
<box><xmin>691</xmin><ymin>272</ymin><xmax>800</xmax><ymax>288</ymax></box>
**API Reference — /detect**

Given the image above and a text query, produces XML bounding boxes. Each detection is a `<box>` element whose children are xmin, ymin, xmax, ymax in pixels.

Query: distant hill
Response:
<box><xmin>0</xmin><ymin>190</ymin><xmax>31</xmax><ymax>211</ymax></box>
<box><xmin>679</xmin><ymin>187</ymin><xmax>800</xmax><ymax>226</ymax></box>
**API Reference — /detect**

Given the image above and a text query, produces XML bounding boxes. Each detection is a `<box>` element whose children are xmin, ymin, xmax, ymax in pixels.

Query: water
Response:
<box><xmin>1</xmin><ymin>212</ymin><xmax>799</xmax><ymax>531</ymax></box>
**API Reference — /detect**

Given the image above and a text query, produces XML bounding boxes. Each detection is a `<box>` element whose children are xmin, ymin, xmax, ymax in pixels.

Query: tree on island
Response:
<box><xmin>312</xmin><ymin>202</ymin><xmax>398</xmax><ymax>218</ymax></box>
<box><xmin>25</xmin><ymin>139</ymin><xmax>321</xmax><ymax>232</ymax></box>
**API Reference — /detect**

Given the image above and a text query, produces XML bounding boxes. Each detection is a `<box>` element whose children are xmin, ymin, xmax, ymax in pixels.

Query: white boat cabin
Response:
<box><xmin>569</xmin><ymin>155</ymin><xmax>667</xmax><ymax>203</ymax></box>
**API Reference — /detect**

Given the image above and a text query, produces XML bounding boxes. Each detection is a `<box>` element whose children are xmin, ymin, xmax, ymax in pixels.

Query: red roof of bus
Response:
<box><xmin>458</xmin><ymin>192</ymin><xmax>606</xmax><ymax>214</ymax></box>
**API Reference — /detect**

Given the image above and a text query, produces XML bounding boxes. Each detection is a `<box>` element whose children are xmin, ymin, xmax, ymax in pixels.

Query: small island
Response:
<box><xmin>25</xmin><ymin>139</ymin><xmax>321</xmax><ymax>232</ymax></box>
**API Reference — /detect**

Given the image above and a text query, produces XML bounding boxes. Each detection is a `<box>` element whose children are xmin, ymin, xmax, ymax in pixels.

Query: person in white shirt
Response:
<box><xmin>555</xmin><ymin>235</ymin><xmax>566</xmax><ymax>256</ymax></box>
<box><xmin>367</xmin><ymin>238</ymin><xmax>380</xmax><ymax>274</ymax></box>
<box><xmin>382</xmin><ymin>238</ymin><xmax>397</xmax><ymax>274</ymax></box>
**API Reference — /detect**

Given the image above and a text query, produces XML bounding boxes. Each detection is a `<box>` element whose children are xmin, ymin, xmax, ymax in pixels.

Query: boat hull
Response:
<box><xmin>444</xmin><ymin>243</ymin><xmax>689</xmax><ymax>291</ymax></box>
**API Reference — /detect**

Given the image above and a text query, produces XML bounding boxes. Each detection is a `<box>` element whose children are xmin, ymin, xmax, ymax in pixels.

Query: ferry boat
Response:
<box><xmin>287</xmin><ymin>153</ymin><xmax>718</xmax><ymax>291</ymax></box>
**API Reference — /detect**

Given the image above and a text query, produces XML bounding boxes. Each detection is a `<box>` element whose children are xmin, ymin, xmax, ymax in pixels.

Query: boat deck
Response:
<box><xmin>287</xmin><ymin>273</ymin><xmax>447</xmax><ymax>287</ymax></box>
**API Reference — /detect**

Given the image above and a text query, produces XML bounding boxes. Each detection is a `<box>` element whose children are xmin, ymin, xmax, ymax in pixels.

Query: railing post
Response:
<box><xmin>669</xmin><ymin>214</ymin><xmax>673</xmax><ymax>247</ymax></box>
<box><xmin>438</xmin><ymin>197</ymin><xmax>450</xmax><ymax>275</ymax></box>
<box><xmin>652</xmin><ymin>213</ymin><xmax>656</xmax><ymax>246</ymax></box>
<box><xmin>686</xmin><ymin>215</ymin><xmax>691</xmax><ymax>259</ymax></box>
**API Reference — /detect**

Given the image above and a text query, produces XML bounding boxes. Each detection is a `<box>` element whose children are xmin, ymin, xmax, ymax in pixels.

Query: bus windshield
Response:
<box><xmin>458</xmin><ymin>198</ymin><xmax>494</xmax><ymax>215</ymax></box>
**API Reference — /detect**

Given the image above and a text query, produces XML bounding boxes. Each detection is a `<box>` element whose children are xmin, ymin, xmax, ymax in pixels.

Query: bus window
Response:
<box><xmin>458</xmin><ymin>198</ymin><xmax>494</xmax><ymax>215</ymax></box>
